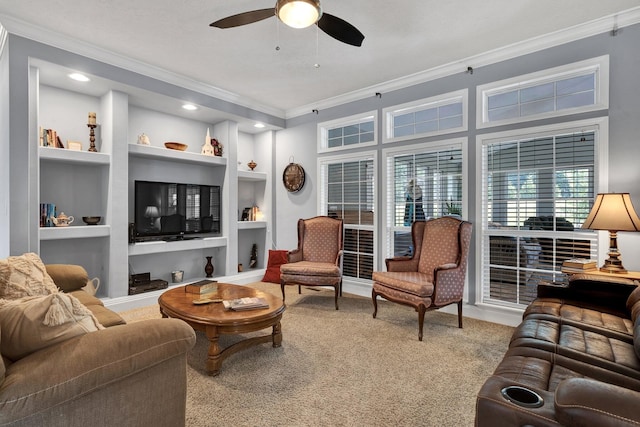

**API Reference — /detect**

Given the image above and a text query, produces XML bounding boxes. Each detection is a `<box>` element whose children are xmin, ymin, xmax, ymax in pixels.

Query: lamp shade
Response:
<box><xmin>276</xmin><ymin>0</ymin><xmax>322</xmax><ymax>29</ymax></box>
<box><xmin>582</xmin><ymin>193</ymin><xmax>640</xmax><ymax>231</ymax></box>
<box><xmin>144</xmin><ymin>206</ymin><xmax>160</xmax><ymax>218</ymax></box>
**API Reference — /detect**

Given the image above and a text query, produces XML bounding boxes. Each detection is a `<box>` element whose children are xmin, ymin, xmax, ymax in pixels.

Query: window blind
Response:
<box><xmin>323</xmin><ymin>157</ymin><xmax>375</xmax><ymax>280</ymax></box>
<box><xmin>482</xmin><ymin>130</ymin><xmax>597</xmax><ymax>307</ymax></box>
<box><xmin>385</xmin><ymin>147</ymin><xmax>463</xmax><ymax>258</ymax></box>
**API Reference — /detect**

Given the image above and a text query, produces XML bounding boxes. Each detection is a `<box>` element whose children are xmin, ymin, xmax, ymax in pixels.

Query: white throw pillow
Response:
<box><xmin>0</xmin><ymin>253</ymin><xmax>59</xmax><ymax>299</ymax></box>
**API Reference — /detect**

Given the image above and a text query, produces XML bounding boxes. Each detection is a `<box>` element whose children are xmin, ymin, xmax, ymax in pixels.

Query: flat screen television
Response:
<box><xmin>134</xmin><ymin>180</ymin><xmax>221</xmax><ymax>241</ymax></box>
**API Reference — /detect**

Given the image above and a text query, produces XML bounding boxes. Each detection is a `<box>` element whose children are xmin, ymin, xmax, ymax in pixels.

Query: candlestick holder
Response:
<box><xmin>87</xmin><ymin>124</ymin><xmax>98</xmax><ymax>152</ymax></box>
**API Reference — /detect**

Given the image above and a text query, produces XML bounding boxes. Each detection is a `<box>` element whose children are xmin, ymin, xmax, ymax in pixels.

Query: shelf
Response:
<box><xmin>128</xmin><ymin>144</ymin><xmax>227</xmax><ymax>167</ymax></box>
<box><xmin>238</xmin><ymin>170</ymin><xmax>267</xmax><ymax>182</ymax></box>
<box><xmin>39</xmin><ymin>146</ymin><xmax>111</xmax><ymax>165</ymax></box>
<box><xmin>128</xmin><ymin>236</ymin><xmax>228</xmax><ymax>256</ymax></box>
<box><xmin>237</xmin><ymin>221</ymin><xmax>267</xmax><ymax>230</ymax></box>
<box><xmin>40</xmin><ymin>225</ymin><xmax>111</xmax><ymax>240</ymax></box>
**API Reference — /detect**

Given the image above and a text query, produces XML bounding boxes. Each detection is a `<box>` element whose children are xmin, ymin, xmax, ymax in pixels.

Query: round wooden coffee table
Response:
<box><xmin>158</xmin><ymin>283</ymin><xmax>285</xmax><ymax>376</ymax></box>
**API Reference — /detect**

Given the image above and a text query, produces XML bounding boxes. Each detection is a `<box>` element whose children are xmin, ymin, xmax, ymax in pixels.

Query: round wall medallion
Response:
<box><xmin>283</xmin><ymin>162</ymin><xmax>305</xmax><ymax>192</ymax></box>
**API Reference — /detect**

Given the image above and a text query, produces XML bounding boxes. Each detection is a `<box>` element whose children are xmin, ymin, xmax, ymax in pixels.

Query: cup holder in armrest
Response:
<box><xmin>501</xmin><ymin>386</ymin><xmax>544</xmax><ymax>408</ymax></box>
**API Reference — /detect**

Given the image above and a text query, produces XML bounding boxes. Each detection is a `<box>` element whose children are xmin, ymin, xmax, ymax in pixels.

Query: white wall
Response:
<box><xmin>273</xmin><ymin>122</ymin><xmax>318</xmax><ymax>250</ymax></box>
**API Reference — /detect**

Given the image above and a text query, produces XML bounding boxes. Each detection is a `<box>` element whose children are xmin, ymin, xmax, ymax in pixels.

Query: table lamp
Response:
<box><xmin>581</xmin><ymin>193</ymin><xmax>640</xmax><ymax>273</ymax></box>
<box><xmin>144</xmin><ymin>205</ymin><xmax>160</xmax><ymax>229</ymax></box>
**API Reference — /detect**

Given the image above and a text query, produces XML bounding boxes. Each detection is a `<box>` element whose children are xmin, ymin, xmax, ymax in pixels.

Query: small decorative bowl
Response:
<box><xmin>82</xmin><ymin>216</ymin><xmax>101</xmax><ymax>225</ymax></box>
<box><xmin>164</xmin><ymin>142</ymin><xmax>188</xmax><ymax>151</ymax></box>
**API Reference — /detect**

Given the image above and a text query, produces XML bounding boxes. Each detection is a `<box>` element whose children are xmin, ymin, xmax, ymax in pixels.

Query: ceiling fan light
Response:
<box><xmin>277</xmin><ymin>0</ymin><xmax>321</xmax><ymax>29</ymax></box>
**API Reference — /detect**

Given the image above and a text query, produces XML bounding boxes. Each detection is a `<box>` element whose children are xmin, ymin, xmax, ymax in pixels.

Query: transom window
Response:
<box><xmin>478</xmin><ymin>56</ymin><xmax>609</xmax><ymax>128</ymax></box>
<box><xmin>383</xmin><ymin>90</ymin><xmax>468</xmax><ymax>143</ymax></box>
<box><xmin>318</xmin><ymin>111</ymin><xmax>377</xmax><ymax>152</ymax></box>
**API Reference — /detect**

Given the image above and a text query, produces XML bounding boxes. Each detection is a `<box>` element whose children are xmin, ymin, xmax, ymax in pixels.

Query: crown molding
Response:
<box><xmin>285</xmin><ymin>6</ymin><xmax>640</xmax><ymax>119</ymax></box>
<box><xmin>2</xmin><ymin>7</ymin><xmax>639</xmax><ymax>123</ymax></box>
<box><xmin>0</xmin><ymin>14</ymin><xmax>286</xmax><ymax>119</ymax></box>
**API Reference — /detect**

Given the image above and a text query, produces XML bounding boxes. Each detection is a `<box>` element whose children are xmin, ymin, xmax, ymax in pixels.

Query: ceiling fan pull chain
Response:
<box><xmin>314</xmin><ymin>25</ymin><xmax>320</xmax><ymax>68</ymax></box>
<box><xmin>275</xmin><ymin>14</ymin><xmax>281</xmax><ymax>51</ymax></box>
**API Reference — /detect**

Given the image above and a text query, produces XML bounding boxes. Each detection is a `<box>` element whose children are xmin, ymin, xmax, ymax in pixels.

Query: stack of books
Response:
<box><xmin>184</xmin><ymin>280</ymin><xmax>218</xmax><ymax>294</ymax></box>
<box><xmin>39</xmin><ymin>203</ymin><xmax>56</xmax><ymax>227</ymax></box>
<box><xmin>562</xmin><ymin>258</ymin><xmax>598</xmax><ymax>273</ymax></box>
<box><xmin>222</xmin><ymin>297</ymin><xmax>269</xmax><ymax>311</ymax></box>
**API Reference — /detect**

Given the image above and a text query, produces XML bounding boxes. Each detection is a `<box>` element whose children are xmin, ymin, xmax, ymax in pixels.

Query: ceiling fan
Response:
<box><xmin>210</xmin><ymin>0</ymin><xmax>365</xmax><ymax>47</ymax></box>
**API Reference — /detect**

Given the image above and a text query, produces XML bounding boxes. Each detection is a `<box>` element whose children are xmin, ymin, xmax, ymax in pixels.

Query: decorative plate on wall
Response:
<box><xmin>282</xmin><ymin>162</ymin><xmax>305</xmax><ymax>193</ymax></box>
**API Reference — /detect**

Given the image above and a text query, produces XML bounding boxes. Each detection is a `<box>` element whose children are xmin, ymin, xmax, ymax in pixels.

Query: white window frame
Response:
<box><xmin>318</xmin><ymin>150</ymin><xmax>378</xmax><ymax>284</ymax></box>
<box><xmin>317</xmin><ymin>111</ymin><xmax>378</xmax><ymax>153</ymax></box>
<box><xmin>382</xmin><ymin>89</ymin><xmax>468</xmax><ymax>144</ymax></box>
<box><xmin>382</xmin><ymin>137</ymin><xmax>468</xmax><ymax>258</ymax></box>
<box><xmin>475</xmin><ymin>117</ymin><xmax>609</xmax><ymax>309</ymax></box>
<box><xmin>477</xmin><ymin>56</ymin><xmax>609</xmax><ymax>129</ymax></box>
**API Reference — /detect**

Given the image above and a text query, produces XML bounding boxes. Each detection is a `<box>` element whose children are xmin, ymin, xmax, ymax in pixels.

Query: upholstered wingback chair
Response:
<box><xmin>280</xmin><ymin>216</ymin><xmax>344</xmax><ymax>309</ymax></box>
<box><xmin>372</xmin><ymin>217</ymin><xmax>472</xmax><ymax>340</ymax></box>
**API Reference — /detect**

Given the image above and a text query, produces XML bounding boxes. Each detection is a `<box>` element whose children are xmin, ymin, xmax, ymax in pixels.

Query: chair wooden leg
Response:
<box><xmin>371</xmin><ymin>289</ymin><xmax>378</xmax><ymax>318</ymax></box>
<box><xmin>457</xmin><ymin>300</ymin><xmax>463</xmax><ymax>328</ymax></box>
<box><xmin>418</xmin><ymin>306</ymin><xmax>426</xmax><ymax>341</ymax></box>
<box><xmin>334</xmin><ymin>285</ymin><xmax>339</xmax><ymax>310</ymax></box>
<box><xmin>298</xmin><ymin>285</ymin><xmax>301</xmax><ymax>294</ymax></box>
<box><xmin>280</xmin><ymin>282</ymin><xmax>286</xmax><ymax>302</ymax></box>
<box><xmin>339</xmin><ymin>280</ymin><xmax>343</xmax><ymax>297</ymax></box>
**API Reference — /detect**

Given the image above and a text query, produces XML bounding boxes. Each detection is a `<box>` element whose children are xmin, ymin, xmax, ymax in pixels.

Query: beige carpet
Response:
<box><xmin>119</xmin><ymin>283</ymin><xmax>514</xmax><ymax>427</ymax></box>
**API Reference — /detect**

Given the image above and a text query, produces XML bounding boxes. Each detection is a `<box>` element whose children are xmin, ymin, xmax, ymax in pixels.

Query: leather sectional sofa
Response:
<box><xmin>0</xmin><ymin>259</ymin><xmax>196</xmax><ymax>427</ymax></box>
<box><xmin>476</xmin><ymin>273</ymin><xmax>640</xmax><ymax>426</ymax></box>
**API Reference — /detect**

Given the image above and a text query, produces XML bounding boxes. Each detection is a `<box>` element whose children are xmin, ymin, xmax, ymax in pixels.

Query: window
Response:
<box><xmin>319</xmin><ymin>153</ymin><xmax>376</xmax><ymax>281</ymax></box>
<box><xmin>479</xmin><ymin>120</ymin><xmax>606</xmax><ymax>308</ymax></box>
<box><xmin>477</xmin><ymin>56</ymin><xmax>609</xmax><ymax>129</ymax></box>
<box><xmin>383</xmin><ymin>90</ymin><xmax>468</xmax><ymax>143</ymax></box>
<box><xmin>383</xmin><ymin>140</ymin><xmax>465</xmax><ymax>257</ymax></box>
<box><xmin>318</xmin><ymin>111</ymin><xmax>377</xmax><ymax>152</ymax></box>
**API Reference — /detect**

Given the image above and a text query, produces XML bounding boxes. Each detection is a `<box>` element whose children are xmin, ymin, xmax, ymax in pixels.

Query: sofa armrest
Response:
<box><xmin>556</xmin><ymin>378</ymin><xmax>640</xmax><ymax>426</ymax></box>
<box><xmin>537</xmin><ymin>278</ymin><xmax>636</xmax><ymax>316</ymax></box>
<box><xmin>0</xmin><ymin>318</ymin><xmax>196</xmax><ymax>425</ymax></box>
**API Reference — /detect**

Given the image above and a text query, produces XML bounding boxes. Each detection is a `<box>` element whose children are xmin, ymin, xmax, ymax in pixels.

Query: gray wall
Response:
<box><xmin>273</xmin><ymin>23</ymin><xmax>640</xmax><ymax>303</ymax></box>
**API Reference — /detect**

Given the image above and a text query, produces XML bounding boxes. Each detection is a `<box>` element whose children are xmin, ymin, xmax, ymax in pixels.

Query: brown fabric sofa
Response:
<box><xmin>476</xmin><ymin>274</ymin><xmax>640</xmax><ymax>426</ymax></box>
<box><xmin>0</xmin><ymin>263</ymin><xmax>196</xmax><ymax>427</ymax></box>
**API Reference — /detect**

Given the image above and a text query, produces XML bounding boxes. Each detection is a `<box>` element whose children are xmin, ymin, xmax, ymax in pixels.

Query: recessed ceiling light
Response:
<box><xmin>68</xmin><ymin>73</ymin><xmax>90</xmax><ymax>82</ymax></box>
<box><xmin>254</xmin><ymin>123</ymin><xmax>266</xmax><ymax>128</ymax></box>
<box><xmin>182</xmin><ymin>104</ymin><xmax>198</xmax><ymax>111</ymax></box>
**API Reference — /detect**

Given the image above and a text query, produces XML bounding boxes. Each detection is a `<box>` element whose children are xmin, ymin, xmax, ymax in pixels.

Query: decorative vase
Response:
<box><xmin>248</xmin><ymin>160</ymin><xmax>257</xmax><ymax>171</ymax></box>
<box><xmin>201</xmin><ymin>128</ymin><xmax>215</xmax><ymax>156</ymax></box>
<box><xmin>205</xmin><ymin>256</ymin><xmax>214</xmax><ymax>278</ymax></box>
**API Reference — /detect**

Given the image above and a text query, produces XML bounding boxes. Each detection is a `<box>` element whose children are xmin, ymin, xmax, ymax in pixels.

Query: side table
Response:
<box><xmin>561</xmin><ymin>268</ymin><xmax>640</xmax><ymax>281</ymax></box>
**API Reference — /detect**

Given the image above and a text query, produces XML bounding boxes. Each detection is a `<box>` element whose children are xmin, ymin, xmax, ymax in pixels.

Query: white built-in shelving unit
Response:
<box><xmin>31</xmin><ymin>59</ymin><xmax>274</xmax><ymax>306</ymax></box>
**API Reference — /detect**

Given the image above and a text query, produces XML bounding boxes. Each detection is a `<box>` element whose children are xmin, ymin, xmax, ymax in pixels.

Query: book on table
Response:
<box><xmin>223</xmin><ymin>297</ymin><xmax>269</xmax><ymax>311</ymax></box>
<box><xmin>184</xmin><ymin>280</ymin><xmax>218</xmax><ymax>294</ymax></box>
<box><xmin>562</xmin><ymin>259</ymin><xmax>597</xmax><ymax>270</ymax></box>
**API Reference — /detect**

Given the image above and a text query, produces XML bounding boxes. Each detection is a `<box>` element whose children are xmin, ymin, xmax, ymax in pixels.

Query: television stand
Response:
<box><xmin>162</xmin><ymin>235</ymin><xmax>201</xmax><ymax>242</ymax></box>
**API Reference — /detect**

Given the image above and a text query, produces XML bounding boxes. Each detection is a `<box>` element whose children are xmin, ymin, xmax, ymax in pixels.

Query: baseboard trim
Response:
<box><xmin>106</xmin><ymin>275</ymin><xmax>522</xmax><ymax>328</ymax></box>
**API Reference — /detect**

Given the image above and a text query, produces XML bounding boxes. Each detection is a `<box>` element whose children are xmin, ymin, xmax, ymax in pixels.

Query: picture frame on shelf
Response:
<box><xmin>67</xmin><ymin>141</ymin><xmax>83</xmax><ymax>151</ymax></box>
<box><xmin>241</xmin><ymin>207</ymin><xmax>251</xmax><ymax>221</ymax></box>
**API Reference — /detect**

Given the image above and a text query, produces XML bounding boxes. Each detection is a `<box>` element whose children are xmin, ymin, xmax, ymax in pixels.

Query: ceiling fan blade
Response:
<box><xmin>317</xmin><ymin>13</ymin><xmax>364</xmax><ymax>47</ymax></box>
<box><xmin>210</xmin><ymin>8</ymin><xmax>275</xmax><ymax>29</ymax></box>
